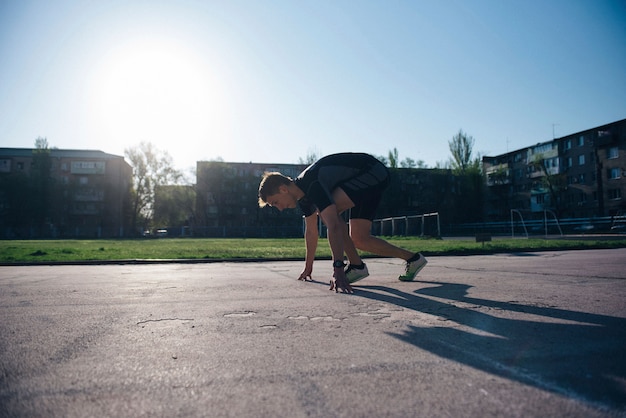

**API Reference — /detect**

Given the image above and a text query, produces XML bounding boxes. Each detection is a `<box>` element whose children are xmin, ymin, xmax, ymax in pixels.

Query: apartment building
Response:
<box><xmin>0</xmin><ymin>148</ymin><xmax>132</xmax><ymax>238</ymax></box>
<box><xmin>194</xmin><ymin>160</ymin><xmax>308</xmax><ymax>237</ymax></box>
<box><xmin>483</xmin><ymin>118</ymin><xmax>626</xmax><ymax>220</ymax></box>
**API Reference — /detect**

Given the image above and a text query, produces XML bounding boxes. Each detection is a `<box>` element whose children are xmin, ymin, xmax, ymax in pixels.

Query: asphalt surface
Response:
<box><xmin>1</xmin><ymin>249</ymin><xmax>625</xmax><ymax>418</ymax></box>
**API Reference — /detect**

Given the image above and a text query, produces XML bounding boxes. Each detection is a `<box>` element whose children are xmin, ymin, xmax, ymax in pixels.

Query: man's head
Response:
<box><xmin>258</xmin><ymin>172</ymin><xmax>295</xmax><ymax>210</ymax></box>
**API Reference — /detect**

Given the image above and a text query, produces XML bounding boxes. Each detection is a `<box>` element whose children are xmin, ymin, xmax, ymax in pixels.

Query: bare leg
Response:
<box><xmin>341</xmin><ymin>216</ymin><xmax>362</xmax><ymax>265</ymax></box>
<box><xmin>330</xmin><ymin>187</ymin><xmax>362</xmax><ymax>265</ymax></box>
<box><xmin>349</xmin><ymin>218</ymin><xmax>414</xmax><ymax>261</ymax></box>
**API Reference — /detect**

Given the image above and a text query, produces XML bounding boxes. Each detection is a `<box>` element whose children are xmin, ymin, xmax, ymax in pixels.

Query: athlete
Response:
<box><xmin>258</xmin><ymin>152</ymin><xmax>427</xmax><ymax>293</ymax></box>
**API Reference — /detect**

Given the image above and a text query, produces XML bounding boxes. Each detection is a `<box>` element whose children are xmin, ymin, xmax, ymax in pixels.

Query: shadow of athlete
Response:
<box><xmin>355</xmin><ymin>282</ymin><xmax>626</xmax><ymax>412</ymax></box>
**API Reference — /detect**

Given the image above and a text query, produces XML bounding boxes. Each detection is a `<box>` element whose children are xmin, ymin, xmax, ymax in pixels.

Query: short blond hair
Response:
<box><xmin>258</xmin><ymin>172</ymin><xmax>293</xmax><ymax>207</ymax></box>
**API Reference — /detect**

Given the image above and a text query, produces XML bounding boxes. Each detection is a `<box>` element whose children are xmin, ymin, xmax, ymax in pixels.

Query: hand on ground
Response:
<box><xmin>298</xmin><ymin>268</ymin><xmax>313</xmax><ymax>281</ymax></box>
<box><xmin>330</xmin><ymin>269</ymin><xmax>353</xmax><ymax>294</ymax></box>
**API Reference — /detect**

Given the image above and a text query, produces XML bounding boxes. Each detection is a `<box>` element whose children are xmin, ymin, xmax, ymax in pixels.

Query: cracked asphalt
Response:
<box><xmin>1</xmin><ymin>248</ymin><xmax>625</xmax><ymax>417</ymax></box>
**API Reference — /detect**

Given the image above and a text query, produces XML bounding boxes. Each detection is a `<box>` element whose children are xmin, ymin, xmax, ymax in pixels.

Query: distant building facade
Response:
<box><xmin>194</xmin><ymin>159</ymin><xmax>469</xmax><ymax>237</ymax></box>
<box><xmin>483</xmin><ymin>118</ymin><xmax>626</xmax><ymax>220</ymax></box>
<box><xmin>4</xmin><ymin>120</ymin><xmax>622</xmax><ymax>240</ymax></box>
<box><xmin>195</xmin><ymin>160</ymin><xmax>308</xmax><ymax>237</ymax></box>
<box><xmin>0</xmin><ymin>148</ymin><xmax>132</xmax><ymax>238</ymax></box>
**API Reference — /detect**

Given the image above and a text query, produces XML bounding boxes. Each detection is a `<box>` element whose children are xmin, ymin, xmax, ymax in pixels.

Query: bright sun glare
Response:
<box><xmin>90</xmin><ymin>38</ymin><xmax>223</xmax><ymax>153</ymax></box>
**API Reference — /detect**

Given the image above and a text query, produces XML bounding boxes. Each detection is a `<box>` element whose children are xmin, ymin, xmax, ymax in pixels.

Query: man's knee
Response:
<box><xmin>350</xmin><ymin>219</ymin><xmax>374</xmax><ymax>248</ymax></box>
<box><xmin>350</xmin><ymin>230</ymin><xmax>373</xmax><ymax>249</ymax></box>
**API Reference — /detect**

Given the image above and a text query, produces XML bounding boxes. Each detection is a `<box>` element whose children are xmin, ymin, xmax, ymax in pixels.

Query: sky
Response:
<box><xmin>1</xmin><ymin>0</ymin><xmax>625</xmax><ymax>175</ymax></box>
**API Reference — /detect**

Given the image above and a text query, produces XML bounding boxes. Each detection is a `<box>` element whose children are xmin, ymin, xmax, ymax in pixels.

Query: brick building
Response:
<box><xmin>0</xmin><ymin>148</ymin><xmax>132</xmax><ymax>238</ymax></box>
<box><xmin>194</xmin><ymin>160</ymin><xmax>308</xmax><ymax>237</ymax></box>
<box><xmin>483</xmin><ymin>118</ymin><xmax>626</xmax><ymax>221</ymax></box>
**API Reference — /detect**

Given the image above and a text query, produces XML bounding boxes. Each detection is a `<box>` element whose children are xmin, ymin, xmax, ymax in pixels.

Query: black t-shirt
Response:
<box><xmin>294</xmin><ymin>153</ymin><xmax>385</xmax><ymax>216</ymax></box>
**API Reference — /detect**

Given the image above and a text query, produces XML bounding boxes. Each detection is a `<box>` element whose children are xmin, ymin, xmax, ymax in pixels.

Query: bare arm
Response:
<box><xmin>298</xmin><ymin>214</ymin><xmax>319</xmax><ymax>281</ymax></box>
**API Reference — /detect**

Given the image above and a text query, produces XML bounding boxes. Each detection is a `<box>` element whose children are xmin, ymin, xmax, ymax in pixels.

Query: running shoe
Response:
<box><xmin>398</xmin><ymin>254</ymin><xmax>427</xmax><ymax>281</ymax></box>
<box><xmin>345</xmin><ymin>263</ymin><xmax>369</xmax><ymax>283</ymax></box>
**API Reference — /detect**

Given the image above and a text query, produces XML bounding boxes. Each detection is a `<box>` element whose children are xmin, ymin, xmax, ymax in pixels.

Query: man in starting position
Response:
<box><xmin>258</xmin><ymin>152</ymin><xmax>427</xmax><ymax>293</ymax></box>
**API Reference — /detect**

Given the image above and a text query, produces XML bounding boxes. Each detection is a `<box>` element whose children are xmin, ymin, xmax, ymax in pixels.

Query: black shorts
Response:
<box><xmin>341</xmin><ymin>162</ymin><xmax>389</xmax><ymax>221</ymax></box>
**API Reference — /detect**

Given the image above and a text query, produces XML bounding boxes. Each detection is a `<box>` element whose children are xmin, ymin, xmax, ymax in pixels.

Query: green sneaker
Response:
<box><xmin>398</xmin><ymin>254</ymin><xmax>427</xmax><ymax>281</ymax></box>
<box><xmin>346</xmin><ymin>263</ymin><xmax>369</xmax><ymax>283</ymax></box>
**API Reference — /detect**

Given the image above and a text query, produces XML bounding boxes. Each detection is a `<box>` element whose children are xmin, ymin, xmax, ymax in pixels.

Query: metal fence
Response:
<box><xmin>372</xmin><ymin>212</ymin><xmax>441</xmax><ymax>237</ymax></box>
<box><xmin>11</xmin><ymin>213</ymin><xmax>621</xmax><ymax>240</ymax></box>
<box><xmin>443</xmin><ymin>215</ymin><xmax>626</xmax><ymax>237</ymax></box>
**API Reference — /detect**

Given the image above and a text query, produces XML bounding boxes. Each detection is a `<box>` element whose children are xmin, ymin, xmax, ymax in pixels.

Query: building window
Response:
<box><xmin>608</xmin><ymin>147</ymin><xmax>619</xmax><ymax>159</ymax></box>
<box><xmin>544</xmin><ymin>157</ymin><xmax>559</xmax><ymax>174</ymax></box>
<box><xmin>534</xmin><ymin>143</ymin><xmax>554</xmax><ymax>154</ymax></box>
<box><xmin>578</xmin><ymin>154</ymin><xmax>585</xmax><ymax>166</ymax></box>
<box><xmin>608</xmin><ymin>189</ymin><xmax>622</xmax><ymax>200</ymax></box>
<box><xmin>578</xmin><ymin>136</ymin><xmax>585</xmax><ymax>146</ymax></box>
<box><xmin>608</xmin><ymin>168</ymin><xmax>621</xmax><ymax>180</ymax></box>
<box><xmin>71</xmin><ymin>161</ymin><xmax>106</xmax><ymax>174</ymax></box>
<box><xmin>566</xmin><ymin>157</ymin><xmax>572</xmax><ymax>168</ymax></box>
<box><xmin>79</xmin><ymin>176</ymin><xmax>89</xmax><ymax>185</ymax></box>
<box><xmin>564</xmin><ymin>139</ymin><xmax>572</xmax><ymax>150</ymax></box>
<box><xmin>578</xmin><ymin>173</ymin><xmax>586</xmax><ymax>184</ymax></box>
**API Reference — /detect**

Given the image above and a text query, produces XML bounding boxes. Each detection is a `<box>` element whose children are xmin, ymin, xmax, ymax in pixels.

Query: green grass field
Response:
<box><xmin>1</xmin><ymin>236</ymin><xmax>625</xmax><ymax>264</ymax></box>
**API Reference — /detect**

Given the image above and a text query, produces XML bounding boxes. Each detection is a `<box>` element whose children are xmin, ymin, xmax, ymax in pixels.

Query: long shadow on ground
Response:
<box><xmin>355</xmin><ymin>282</ymin><xmax>626</xmax><ymax>412</ymax></box>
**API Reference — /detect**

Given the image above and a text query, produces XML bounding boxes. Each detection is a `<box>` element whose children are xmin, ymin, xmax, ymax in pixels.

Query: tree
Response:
<box><xmin>35</xmin><ymin>137</ymin><xmax>49</xmax><ymax>150</ymax></box>
<box><xmin>125</xmin><ymin>142</ymin><xmax>182</xmax><ymax>234</ymax></box>
<box><xmin>31</xmin><ymin>137</ymin><xmax>53</xmax><ymax>235</ymax></box>
<box><xmin>530</xmin><ymin>154</ymin><xmax>566</xmax><ymax>216</ymax></box>
<box><xmin>298</xmin><ymin>148</ymin><xmax>320</xmax><ymax>165</ymax></box>
<box><xmin>400</xmin><ymin>157</ymin><xmax>427</xmax><ymax>168</ymax></box>
<box><xmin>153</xmin><ymin>185</ymin><xmax>196</xmax><ymax>230</ymax></box>
<box><xmin>375</xmin><ymin>154</ymin><xmax>389</xmax><ymax>166</ymax></box>
<box><xmin>388</xmin><ymin>148</ymin><xmax>399</xmax><ymax>168</ymax></box>
<box><xmin>449</xmin><ymin>130</ymin><xmax>481</xmax><ymax>174</ymax></box>
<box><xmin>448</xmin><ymin>130</ymin><xmax>484</xmax><ymax>222</ymax></box>
<box><xmin>378</xmin><ymin>149</ymin><xmax>427</xmax><ymax>169</ymax></box>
